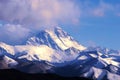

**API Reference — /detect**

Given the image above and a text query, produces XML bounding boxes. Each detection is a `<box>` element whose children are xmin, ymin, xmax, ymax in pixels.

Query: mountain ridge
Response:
<box><xmin>0</xmin><ymin>27</ymin><xmax>120</xmax><ymax>80</ymax></box>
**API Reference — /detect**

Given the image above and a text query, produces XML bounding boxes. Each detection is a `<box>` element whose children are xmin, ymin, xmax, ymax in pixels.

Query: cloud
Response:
<box><xmin>92</xmin><ymin>1</ymin><xmax>114</xmax><ymax>17</ymax></box>
<box><xmin>0</xmin><ymin>0</ymin><xmax>80</xmax><ymax>30</ymax></box>
<box><xmin>80</xmin><ymin>0</ymin><xmax>116</xmax><ymax>17</ymax></box>
<box><xmin>92</xmin><ymin>9</ymin><xmax>105</xmax><ymax>17</ymax></box>
<box><xmin>0</xmin><ymin>24</ymin><xmax>30</xmax><ymax>45</ymax></box>
<box><xmin>1</xmin><ymin>0</ymin><xmax>119</xmax><ymax>45</ymax></box>
<box><xmin>115</xmin><ymin>4</ymin><xmax>120</xmax><ymax>16</ymax></box>
<box><xmin>0</xmin><ymin>0</ymin><xmax>80</xmax><ymax>45</ymax></box>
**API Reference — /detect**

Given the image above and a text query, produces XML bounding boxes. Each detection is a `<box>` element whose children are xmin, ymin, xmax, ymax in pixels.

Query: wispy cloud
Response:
<box><xmin>80</xmin><ymin>0</ymin><xmax>118</xmax><ymax>17</ymax></box>
<box><xmin>117</xmin><ymin>13</ymin><xmax>120</xmax><ymax>16</ymax></box>
<box><xmin>92</xmin><ymin>9</ymin><xmax>105</xmax><ymax>17</ymax></box>
<box><xmin>115</xmin><ymin>4</ymin><xmax>120</xmax><ymax>16</ymax></box>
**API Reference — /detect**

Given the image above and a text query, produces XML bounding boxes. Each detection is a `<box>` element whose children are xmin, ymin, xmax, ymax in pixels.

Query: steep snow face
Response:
<box><xmin>99</xmin><ymin>57</ymin><xmax>120</xmax><ymax>67</ymax></box>
<box><xmin>27</xmin><ymin>27</ymin><xmax>86</xmax><ymax>51</ymax></box>
<box><xmin>46</xmin><ymin>27</ymin><xmax>86</xmax><ymax>50</ymax></box>
<box><xmin>3</xmin><ymin>55</ymin><xmax>18</xmax><ymax>67</ymax></box>
<box><xmin>91</xmin><ymin>67</ymin><xmax>106</xmax><ymax>80</ymax></box>
<box><xmin>15</xmin><ymin>45</ymin><xmax>54</xmax><ymax>59</ymax></box>
<box><xmin>83</xmin><ymin>67</ymin><xmax>120</xmax><ymax>80</ymax></box>
<box><xmin>0</xmin><ymin>42</ymin><xmax>15</xmax><ymax>55</ymax></box>
<box><xmin>78</xmin><ymin>55</ymin><xmax>88</xmax><ymax>60</ymax></box>
<box><xmin>0</xmin><ymin>42</ymin><xmax>57</xmax><ymax>62</ymax></box>
<box><xmin>14</xmin><ymin>45</ymin><xmax>62</xmax><ymax>62</ymax></box>
<box><xmin>26</xmin><ymin>30</ymin><xmax>61</xmax><ymax>50</ymax></box>
<box><xmin>0</xmin><ymin>43</ymin><xmax>76</xmax><ymax>63</ymax></box>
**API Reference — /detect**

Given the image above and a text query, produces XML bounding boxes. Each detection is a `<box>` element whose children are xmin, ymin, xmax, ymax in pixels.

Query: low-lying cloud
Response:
<box><xmin>0</xmin><ymin>24</ymin><xmax>30</xmax><ymax>45</ymax></box>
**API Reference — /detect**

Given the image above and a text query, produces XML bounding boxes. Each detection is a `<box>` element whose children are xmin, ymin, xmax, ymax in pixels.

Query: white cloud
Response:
<box><xmin>0</xmin><ymin>24</ymin><xmax>30</xmax><ymax>45</ymax></box>
<box><xmin>0</xmin><ymin>0</ymin><xmax>80</xmax><ymax>30</ymax></box>
<box><xmin>0</xmin><ymin>0</ymin><xmax>80</xmax><ymax>45</ymax></box>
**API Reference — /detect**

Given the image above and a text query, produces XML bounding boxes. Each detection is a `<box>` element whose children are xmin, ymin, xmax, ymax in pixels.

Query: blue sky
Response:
<box><xmin>62</xmin><ymin>0</ymin><xmax>120</xmax><ymax>50</ymax></box>
<box><xmin>0</xmin><ymin>0</ymin><xmax>120</xmax><ymax>50</ymax></box>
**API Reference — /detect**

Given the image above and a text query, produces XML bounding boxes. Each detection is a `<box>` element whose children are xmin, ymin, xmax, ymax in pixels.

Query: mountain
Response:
<box><xmin>26</xmin><ymin>27</ymin><xmax>86</xmax><ymax>51</ymax></box>
<box><xmin>0</xmin><ymin>27</ymin><xmax>86</xmax><ymax>63</ymax></box>
<box><xmin>0</xmin><ymin>27</ymin><xmax>120</xmax><ymax>80</ymax></box>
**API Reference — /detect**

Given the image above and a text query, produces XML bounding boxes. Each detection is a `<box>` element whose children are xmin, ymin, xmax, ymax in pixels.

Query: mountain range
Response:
<box><xmin>0</xmin><ymin>27</ymin><xmax>120</xmax><ymax>80</ymax></box>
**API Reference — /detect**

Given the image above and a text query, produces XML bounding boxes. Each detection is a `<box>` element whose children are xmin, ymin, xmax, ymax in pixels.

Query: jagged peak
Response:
<box><xmin>27</xmin><ymin>26</ymin><xmax>86</xmax><ymax>51</ymax></box>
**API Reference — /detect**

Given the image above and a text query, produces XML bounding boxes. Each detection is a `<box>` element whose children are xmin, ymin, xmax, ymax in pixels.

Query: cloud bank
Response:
<box><xmin>1</xmin><ymin>0</ymin><xmax>119</xmax><ymax>45</ymax></box>
<box><xmin>0</xmin><ymin>0</ymin><xmax>80</xmax><ymax>45</ymax></box>
<box><xmin>0</xmin><ymin>0</ymin><xmax>80</xmax><ymax>29</ymax></box>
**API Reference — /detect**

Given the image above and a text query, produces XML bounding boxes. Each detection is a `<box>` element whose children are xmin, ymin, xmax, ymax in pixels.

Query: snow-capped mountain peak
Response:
<box><xmin>0</xmin><ymin>27</ymin><xmax>86</xmax><ymax>63</ymax></box>
<box><xmin>0</xmin><ymin>26</ymin><xmax>120</xmax><ymax>80</ymax></box>
<box><xmin>27</xmin><ymin>27</ymin><xmax>86</xmax><ymax>51</ymax></box>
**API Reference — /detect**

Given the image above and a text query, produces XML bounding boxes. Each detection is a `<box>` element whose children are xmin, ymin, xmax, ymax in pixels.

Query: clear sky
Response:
<box><xmin>0</xmin><ymin>0</ymin><xmax>120</xmax><ymax>50</ymax></box>
<box><xmin>62</xmin><ymin>0</ymin><xmax>120</xmax><ymax>50</ymax></box>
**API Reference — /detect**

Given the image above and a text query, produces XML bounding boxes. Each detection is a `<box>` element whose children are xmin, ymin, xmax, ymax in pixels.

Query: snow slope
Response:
<box><xmin>0</xmin><ymin>27</ymin><xmax>120</xmax><ymax>80</ymax></box>
<box><xmin>27</xmin><ymin>27</ymin><xmax>86</xmax><ymax>51</ymax></box>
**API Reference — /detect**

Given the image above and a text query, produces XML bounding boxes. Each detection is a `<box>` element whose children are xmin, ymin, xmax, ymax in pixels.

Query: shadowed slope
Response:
<box><xmin>0</xmin><ymin>69</ymin><xmax>92</xmax><ymax>80</ymax></box>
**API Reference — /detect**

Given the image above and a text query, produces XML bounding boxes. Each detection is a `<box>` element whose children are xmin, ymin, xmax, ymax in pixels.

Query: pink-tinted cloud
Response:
<box><xmin>0</xmin><ymin>0</ymin><xmax>80</xmax><ymax>30</ymax></box>
<box><xmin>0</xmin><ymin>0</ymin><xmax>81</xmax><ymax>45</ymax></box>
